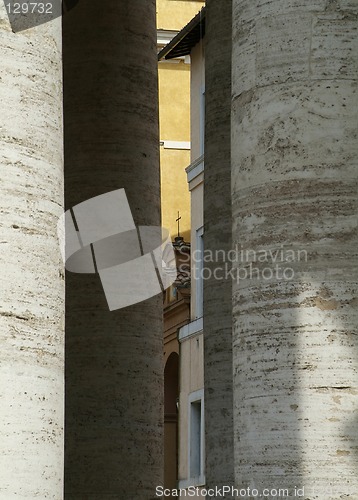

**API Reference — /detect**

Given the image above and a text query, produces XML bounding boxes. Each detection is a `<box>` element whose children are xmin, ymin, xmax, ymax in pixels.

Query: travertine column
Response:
<box><xmin>0</xmin><ymin>7</ymin><xmax>64</xmax><ymax>500</ymax></box>
<box><xmin>232</xmin><ymin>0</ymin><xmax>357</xmax><ymax>497</ymax></box>
<box><xmin>63</xmin><ymin>1</ymin><xmax>163</xmax><ymax>498</ymax></box>
<box><xmin>204</xmin><ymin>0</ymin><xmax>235</xmax><ymax>494</ymax></box>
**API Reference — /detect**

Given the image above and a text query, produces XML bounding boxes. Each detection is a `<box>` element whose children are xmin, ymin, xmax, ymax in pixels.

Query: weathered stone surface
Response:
<box><xmin>256</xmin><ymin>14</ymin><xmax>312</xmax><ymax>86</ymax></box>
<box><xmin>0</xmin><ymin>6</ymin><xmax>64</xmax><ymax>499</ymax></box>
<box><xmin>232</xmin><ymin>81</ymin><xmax>357</xmax><ymax>187</ymax></box>
<box><xmin>232</xmin><ymin>0</ymin><xmax>357</xmax><ymax>497</ymax></box>
<box><xmin>62</xmin><ymin>1</ymin><xmax>163</xmax><ymax>498</ymax></box>
<box><xmin>311</xmin><ymin>15</ymin><xmax>358</xmax><ymax>80</ymax></box>
<box><xmin>204</xmin><ymin>0</ymin><xmax>235</xmax><ymax>495</ymax></box>
<box><xmin>233</xmin><ymin>0</ymin><xmax>328</xmax><ymax>28</ymax></box>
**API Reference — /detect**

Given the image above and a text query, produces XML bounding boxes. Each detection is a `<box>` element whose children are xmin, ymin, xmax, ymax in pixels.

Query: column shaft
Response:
<box><xmin>63</xmin><ymin>1</ymin><xmax>163</xmax><ymax>498</ymax></box>
<box><xmin>204</xmin><ymin>0</ymin><xmax>235</xmax><ymax>492</ymax></box>
<box><xmin>0</xmin><ymin>9</ymin><xmax>64</xmax><ymax>499</ymax></box>
<box><xmin>232</xmin><ymin>0</ymin><xmax>358</xmax><ymax>495</ymax></box>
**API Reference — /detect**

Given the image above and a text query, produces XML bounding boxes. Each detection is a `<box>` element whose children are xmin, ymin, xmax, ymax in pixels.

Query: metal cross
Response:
<box><xmin>176</xmin><ymin>211</ymin><xmax>182</xmax><ymax>238</ymax></box>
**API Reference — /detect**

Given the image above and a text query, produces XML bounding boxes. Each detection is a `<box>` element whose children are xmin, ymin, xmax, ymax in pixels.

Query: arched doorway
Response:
<box><xmin>164</xmin><ymin>352</ymin><xmax>179</xmax><ymax>490</ymax></box>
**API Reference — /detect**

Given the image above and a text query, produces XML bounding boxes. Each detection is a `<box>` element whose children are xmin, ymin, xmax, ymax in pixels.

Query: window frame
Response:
<box><xmin>194</xmin><ymin>226</ymin><xmax>204</xmax><ymax>319</ymax></box>
<box><xmin>187</xmin><ymin>388</ymin><xmax>205</xmax><ymax>485</ymax></box>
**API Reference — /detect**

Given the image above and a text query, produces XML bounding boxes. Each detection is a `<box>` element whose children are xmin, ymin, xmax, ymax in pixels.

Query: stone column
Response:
<box><xmin>63</xmin><ymin>0</ymin><xmax>163</xmax><ymax>498</ymax></box>
<box><xmin>204</xmin><ymin>0</ymin><xmax>235</xmax><ymax>494</ymax></box>
<box><xmin>0</xmin><ymin>7</ymin><xmax>64</xmax><ymax>499</ymax></box>
<box><xmin>232</xmin><ymin>0</ymin><xmax>357</xmax><ymax>497</ymax></box>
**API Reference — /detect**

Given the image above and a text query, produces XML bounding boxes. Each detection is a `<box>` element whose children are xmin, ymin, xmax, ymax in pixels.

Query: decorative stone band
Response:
<box><xmin>57</xmin><ymin>189</ymin><xmax>177</xmax><ymax>311</ymax></box>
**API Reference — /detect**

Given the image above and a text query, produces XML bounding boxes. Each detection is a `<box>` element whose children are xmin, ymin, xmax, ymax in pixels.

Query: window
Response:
<box><xmin>188</xmin><ymin>389</ymin><xmax>205</xmax><ymax>483</ymax></box>
<box><xmin>199</xmin><ymin>85</ymin><xmax>205</xmax><ymax>155</ymax></box>
<box><xmin>168</xmin><ymin>285</ymin><xmax>177</xmax><ymax>303</ymax></box>
<box><xmin>194</xmin><ymin>226</ymin><xmax>204</xmax><ymax>318</ymax></box>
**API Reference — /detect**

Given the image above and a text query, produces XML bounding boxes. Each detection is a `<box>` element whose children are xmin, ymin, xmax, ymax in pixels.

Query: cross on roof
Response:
<box><xmin>176</xmin><ymin>211</ymin><xmax>182</xmax><ymax>238</ymax></box>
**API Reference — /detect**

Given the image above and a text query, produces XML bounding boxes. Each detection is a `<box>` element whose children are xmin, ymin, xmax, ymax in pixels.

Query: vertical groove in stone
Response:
<box><xmin>232</xmin><ymin>0</ymin><xmax>357</xmax><ymax>496</ymax></box>
<box><xmin>62</xmin><ymin>1</ymin><xmax>163</xmax><ymax>498</ymax></box>
<box><xmin>0</xmin><ymin>9</ymin><xmax>64</xmax><ymax>500</ymax></box>
<box><xmin>204</xmin><ymin>0</ymin><xmax>235</xmax><ymax>492</ymax></box>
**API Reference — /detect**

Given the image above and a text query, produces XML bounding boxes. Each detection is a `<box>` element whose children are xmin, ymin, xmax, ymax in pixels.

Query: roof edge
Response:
<box><xmin>158</xmin><ymin>7</ymin><xmax>206</xmax><ymax>61</ymax></box>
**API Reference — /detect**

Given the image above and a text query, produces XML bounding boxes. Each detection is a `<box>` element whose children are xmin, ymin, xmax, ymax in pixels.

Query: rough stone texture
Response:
<box><xmin>232</xmin><ymin>0</ymin><xmax>357</xmax><ymax>498</ymax></box>
<box><xmin>62</xmin><ymin>1</ymin><xmax>163</xmax><ymax>498</ymax></box>
<box><xmin>204</xmin><ymin>0</ymin><xmax>235</xmax><ymax>495</ymax></box>
<box><xmin>0</xmin><ymin>6</ymin><xmax>64</xmax><ymax>500</ymax></box>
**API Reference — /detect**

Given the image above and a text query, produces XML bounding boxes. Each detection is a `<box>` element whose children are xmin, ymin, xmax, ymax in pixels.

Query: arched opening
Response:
<box><xmin>164</xmin><ymin>352</ymin><xmax>179</xmax><ymax>491</ymax></box>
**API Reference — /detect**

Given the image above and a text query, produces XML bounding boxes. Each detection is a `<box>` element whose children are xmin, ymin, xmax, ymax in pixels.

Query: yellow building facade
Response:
<box><xmin>157</xmin><ymin>0</ymin><xmax>204</xmax><ymax>242</ymax></box>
